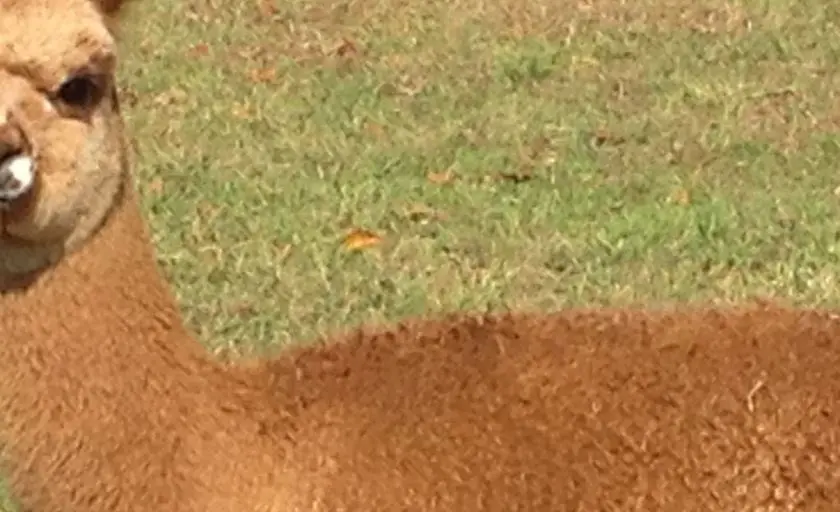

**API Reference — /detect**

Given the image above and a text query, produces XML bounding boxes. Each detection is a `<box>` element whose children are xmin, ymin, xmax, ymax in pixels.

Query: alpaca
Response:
<box><xmin>1</xmin><ymin>0</ymin><xmax>840</xmax><ymax>511</ymax></box>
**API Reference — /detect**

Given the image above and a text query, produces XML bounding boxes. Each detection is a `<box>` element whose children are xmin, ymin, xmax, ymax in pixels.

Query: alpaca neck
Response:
<box><xmin>0</xmin><ymin>179</ymin><xmax>230</xmax><ymax>508</ymax></box>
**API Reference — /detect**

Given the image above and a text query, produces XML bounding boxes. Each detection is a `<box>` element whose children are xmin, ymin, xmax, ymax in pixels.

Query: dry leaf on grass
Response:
<box><xmin>364</xmin><ymin>122</ymin><xmax>387</xmax><ymax>140</ymax></box>
<box><xmin>226</xmin><ymin>300</ymin><xmax>257</xmax><ymax>318</ymax></box>
<box><xmin>187</xmin><ymin>43</ymin><xmax>210</xmax><ymax>58</ymax></box>
<box><xmin>152</xmin><ymin>87</ymin><xmax>187</xmax><ymax>106</ymax></box>
<box><xmin>427</xmin><ymin>170</ymin><xmax>456</xmax><ymax>185</ymax></box>
<box><xmin>668</xmin><ymin>188</ymin><xmax>691</xmax><ymax>206</ymax></box>
<box><xmin>331</xmin><ymin>38</ymin><xmax>359</xmax><ymax>58</ymax></box>
<box><xmin>274</xmin><ymin>243</ymin><xmax>293</xmax><ymax>262</ymax></box>
<box><xmin>342</xmin><ymin>229</ymin><xmax>382</xmax><ymax>251</ymax></box>
<box><xmin>405</xmin><ymin>203</ymin><xmax>446</xmax><ymax>223</ymax></box>
<box><xmin>495</xmin><ymin>170</ymin><xmax>535</xmax><ymax>184</ymax></box>
<box><xmin>148</xmin><ymin>177</ymin><xmax>164</xmax><ymax>195</ymax></box>
<box><xmin>589</xmin><ymin>128</ymin><xmax>626</xmax><ymax>148</ymax></box>
<box><xmin>248</xmin><ymin>67</ymin><xmax>276</xmax><ymax>84</ymax></box>
<box><xmin>256</xmin><ymin>0</ymin><xmax>278</xmax><ymax>17</ymax></box>
<box><xmin>231</xmin><ymin>102</ymin><xmax>252</xmax><ymax>119</ymax></box>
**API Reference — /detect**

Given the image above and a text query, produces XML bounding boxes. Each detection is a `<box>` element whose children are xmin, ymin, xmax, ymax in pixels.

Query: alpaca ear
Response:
<box><xmin>94</xmin><ymin>0</ymin><xmax>132</xmax><ymax>16</ymax></box>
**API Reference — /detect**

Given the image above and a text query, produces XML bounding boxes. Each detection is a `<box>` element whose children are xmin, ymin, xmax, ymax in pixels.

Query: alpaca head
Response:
<box><xmin>0</xmin><ymin>0</ymin><xmax>132</xmax><ymax>282</ymax></box>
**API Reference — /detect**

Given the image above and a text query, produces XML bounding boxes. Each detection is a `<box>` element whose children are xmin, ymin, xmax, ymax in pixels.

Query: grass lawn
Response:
<box><xmin>3</xmin><ymin>0</ymin><xmax>840</xmax><ymax>508</ymax></box>
<box><xmin>119</xmin><ymin>0</ymin><xmax>840</xmax><ymax>357</ymax></box>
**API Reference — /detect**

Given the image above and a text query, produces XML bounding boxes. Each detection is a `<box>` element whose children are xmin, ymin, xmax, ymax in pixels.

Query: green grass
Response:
<box><xmin>113</xmin><ymin>0</ymin><xmax>840</xmax><ymax>357</ymax></box>
<box><xmin>3</xmin><ymin>0</ymin><xmax>840</xmax><ymax>509</ymax></box>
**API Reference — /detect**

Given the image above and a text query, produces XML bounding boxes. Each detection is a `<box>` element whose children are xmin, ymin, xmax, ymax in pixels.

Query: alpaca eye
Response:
<box><xmin>56</xmin><ymin>74</ymin><xmax>103</xmax><ymax>109</ymax></box>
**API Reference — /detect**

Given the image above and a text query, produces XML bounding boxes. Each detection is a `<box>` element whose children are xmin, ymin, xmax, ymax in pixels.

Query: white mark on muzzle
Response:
<box><xmin>0</xmin><ymin>154</ymin><xmax>35</xmax><ymax>202</ymax></box>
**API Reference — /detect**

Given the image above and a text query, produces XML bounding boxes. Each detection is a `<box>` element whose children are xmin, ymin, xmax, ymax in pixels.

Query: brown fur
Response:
<box><xmin>1</xmin><ymin>1</ymin><xmax>840</xmax><ymax>511</ymax></box>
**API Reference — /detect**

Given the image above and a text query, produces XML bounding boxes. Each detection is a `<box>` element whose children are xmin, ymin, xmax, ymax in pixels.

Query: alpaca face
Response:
<box><xmin>0</xmin><ymin>0</ymin><xmax>128</xmax><ymax>280</ymax></box>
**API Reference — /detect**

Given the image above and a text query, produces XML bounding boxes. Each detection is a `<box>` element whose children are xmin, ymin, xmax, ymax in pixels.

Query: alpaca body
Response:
<box><xmin>6</xmin><ymin>187</ymin><xmax>840</xmax><ymax>510</ymax></box>
<box><xmin>251</xmin><ymin>302</ymin><xmax>840</xmax><ymax>510</ymax></box>
<box><xmin>9</xmin><ymin>196</ymin><xmax>840</xmax><ymax>510</ymax></box>
<box><xmin>1</xmin><ymin>1</ymin><xmax>839</xmax><ymax>511</ymax></box>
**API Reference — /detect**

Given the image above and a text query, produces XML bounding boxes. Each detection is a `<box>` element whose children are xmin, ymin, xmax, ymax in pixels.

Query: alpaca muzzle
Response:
<box><xmin>0</xmin><ymin>118</ymin><xmax>36</xmax><ymax>213</ymax></box>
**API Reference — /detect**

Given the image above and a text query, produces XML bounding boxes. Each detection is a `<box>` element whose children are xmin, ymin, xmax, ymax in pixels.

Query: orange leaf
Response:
<box><xmin>427</xmin><ymin>170</ymin><xmax>455</xmax><ymax>185</ymax></box>
<box><xmin>248</xmin><ymin>67</ymin><xmax>276</xmax><ymax>84</ymax></box>
<box><xmin>342</xmin><ymin>229</ymin><xmax>382</xmax><ymax>251</ymax></box>
<box><xmin>231</xmin><ymin>102</ymin><xmax>252</xmax><ymax>119</ymax></box>
<box><xmin>257</xmin><ymin>0</ymin><xmax>278</xmax><ymax>17</ymax></box>
<box><xmin>669</xmin><ymin>188</ymin><xmax>691</xmax><ymax>206</ymax></box>
<box><xmin>590</xmin><ymin>128</ymin><xmax>625</xmax><ymax>147</ymax></box>
<box><xmin>148</xmin><ymin>177</ymin><xmax>164</xmax><ymax>195</ymax></box>
<box><xmin>332</xmin><ymin>38</ymin><xmax>358</xmax><ymax>58</ymax></box>
<box><xmin>365</xmin><ymin>122</ymin><xmax>387</xmax><ymax>140</ymax></box>
<box><xmin>187</xmin><ymin>43</ymin><xmax>210</xmax><ymax>58</ymax></box>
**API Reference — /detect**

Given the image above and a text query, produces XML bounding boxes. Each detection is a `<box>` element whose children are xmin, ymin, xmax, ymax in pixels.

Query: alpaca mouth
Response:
<box><xmin>0</xmin><ymin>230</ymin><xmax>32</xmax><ymax>246</ymax></box>
<box><xmin>0</xmin><ymin>221</ymin><xmax>35</xmax><ymax>249</ymax></box>
<box><xmin>0</xmin><ymin>208</ymin><xmax>37</xmax><ymax>247</ymax></box>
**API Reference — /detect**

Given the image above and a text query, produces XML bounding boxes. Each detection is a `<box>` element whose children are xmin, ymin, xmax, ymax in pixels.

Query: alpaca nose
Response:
<box><xmin>0</xmin><ymin>121</ymin><xmax>34</xmax><ymax>208</ymax></box>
